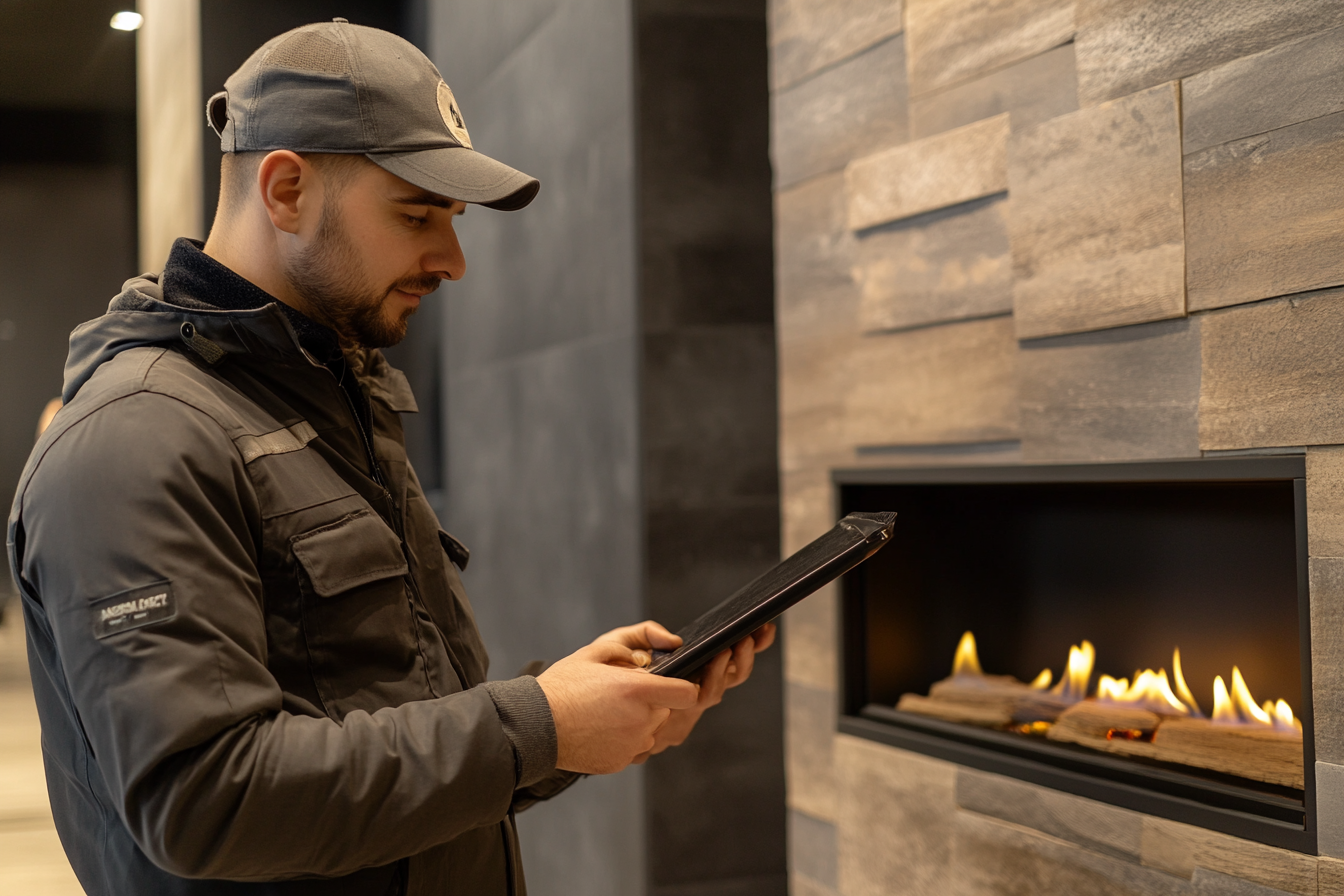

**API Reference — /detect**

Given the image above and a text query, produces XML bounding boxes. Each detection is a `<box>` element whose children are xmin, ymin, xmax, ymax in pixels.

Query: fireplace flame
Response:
<box><xmin>1097</xmin><ymin>674</ymin><xmax>1128</xmax><ymax>701</ymax></box>
<box><xmin>937</xmin><ymin>634</ymin><xmax>1300</xmax><ymax>734</ymax></box>
<box><xmin>951</xmin><ymin>631</ymin><xmax>983</xmax><ymax>677</ymax></box>
<box><xmin>949</xmin><ymin>631</ymin><xmax>1049</xmax><ymax>689</ymax></box>
<box><xmin>1095</xmin><ymin>667</ymin><xmax>1191</xmax><ymax>715</ymax></box>
<box><xmin>1049</xmin><ymin>641</ymin><xmax>1094</xmax><ymax>702</ymax></box>
<box><xmin>1229</xmin><ymin>667</ymin><xmax>1273</xmax><ymax>725</ymax></box>
<box><xmin>1172</xmin><ymin>648</ymin><xmax>1203</xmax><ymax>716</ymax></box>
<box><xmin>1211</xmin><ymin>667</ymin><xmax>1302</xmax><ymax>733</ymax></box>
<box><xmin>1271</xmin><ymin>699</ymin><xmax>1300</xmax><ymax>732</ymax></box>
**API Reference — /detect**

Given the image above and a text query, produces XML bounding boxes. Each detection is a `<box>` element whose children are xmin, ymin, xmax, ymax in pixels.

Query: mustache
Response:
<box><xmin>387</xmin><ymin>274</ymin><xmax>444</xmax><ymax>297</ymax></box>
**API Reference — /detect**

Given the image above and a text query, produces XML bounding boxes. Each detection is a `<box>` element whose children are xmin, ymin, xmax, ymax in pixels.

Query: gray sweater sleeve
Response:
<box><xmin>13</xmin><ymin>391</ymin><xmax>523</xmax><ymax>881</ymax></box>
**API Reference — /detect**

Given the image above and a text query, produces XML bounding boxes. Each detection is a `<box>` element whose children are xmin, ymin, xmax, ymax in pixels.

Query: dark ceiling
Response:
<box><xmin>0</xmin><ymin>0</ymin><xmax>138</xmax><ymax>110</ymax></box>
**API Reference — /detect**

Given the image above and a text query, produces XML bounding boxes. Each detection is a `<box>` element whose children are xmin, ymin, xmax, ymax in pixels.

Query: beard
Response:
<box><xmin>283</xmin><ymin>200</ymin><xmax>440</xmax><ymax>349</ymax></box>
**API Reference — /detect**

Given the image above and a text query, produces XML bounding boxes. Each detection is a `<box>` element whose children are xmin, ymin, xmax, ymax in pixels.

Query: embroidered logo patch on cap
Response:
<box><xmin>92</xmin><ymin>581</ymin><xmax>177</xmax><ymax>639</ymax></box>
<box><xmin>437</xmin><ymin>81</ymin><xmax>473</xmax><ymax>149</ymax></box>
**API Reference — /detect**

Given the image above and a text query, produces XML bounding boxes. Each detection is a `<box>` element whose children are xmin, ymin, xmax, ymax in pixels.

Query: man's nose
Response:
<box><xmin>429</xmin><ymin>230</ymin><xmax>467</xmax><ymax>281</ymax></box>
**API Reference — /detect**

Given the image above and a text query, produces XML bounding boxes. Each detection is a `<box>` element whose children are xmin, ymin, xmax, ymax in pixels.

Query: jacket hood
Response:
<box><xmin>62</xmin><ymin>273</ymin><xmax>309</xmax><ymax>404</ymax></box>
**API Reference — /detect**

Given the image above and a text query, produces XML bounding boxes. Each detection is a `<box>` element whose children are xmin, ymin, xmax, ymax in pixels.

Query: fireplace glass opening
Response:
<box><xmin>837</xmin><ymin>457</ymin><xmax>1313</xmax><ymax>852</ymax></box>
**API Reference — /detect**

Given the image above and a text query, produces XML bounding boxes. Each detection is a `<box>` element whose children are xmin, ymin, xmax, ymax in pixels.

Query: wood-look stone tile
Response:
<box><xmin>846</xmin><ymin>113</ymin><xmax>1009</xmax><ymax>231</ymax></box>
<box><xmin>785</xmin><ymin>681</ymin><xmax>838</xmax><ymax>821</ymax></box>
<box><xmin>1188</xmin><ymin>869</ymin><xmax>1301</xmax><ymax>896</ymax></box>
<box><xmin>788</xmin><ymin>810</ymin><xmax>837</xmax><ymax>888</ymax></box>
<box><xmin>1181</xmin><ymin>23</ymin><xmax>1344</xmax><ymax>156</ymax></box>
<box><xmin>855</xmin><ymin>194</ymin><xmax>1012</xmax><ymax>333</ymax></box>
<box><xmin>771</xmin><ymin>38</ymin><xmax>908</xmax><ymax>190</ymax></box>
<box><xmin>775</xmin><ymin>172</ymin><xmax>860</xmax><ymax>343</ymax></box>
<box><xmin>778</xmin><ymin>468</ymin><xmax>840</xmax><ymax>691</ymax></box>
<box><xmin>1310</xmin><ymin>559</ymin><xmax>1344</xmax><ymax>767</ymax></box>
<box><xmin>955</xmin><ymin>768</ymin><xmax>1144</xmax><ymax>861</ymax></box>
<box><xmin>769</xmin><ymin>0</ymin><xmax>905</xmax><ymax>91</ymax></box>
<box><xmin>778</xmin><ymin>334</ymin><xmax>855</xmax><ymax>469</ymax></box>
<box><xmin>1320</xmin><ymin>855</ymin><xmax>1344</xmax><ymax>891</ymax></box>
<box><xmin>1184</xmin><ymin>111</ymin><xmax>1344</xmax><ymax>313</ymax></box>
<box><xmin>1007</xmin><ymin>82</ymin><xmax>1185</xmax><ymax>339</ymax></box>
<box><xmin>1319</xmin><ymin>760</ymin><xmax>1344</xmax><ymax>859</ymax></box>
<box><xmin>789</xmin><ymin>871</ymin><xmax>837</xmax><ymax>896</ymax></box>
<box><xmin>909</xmin><ymin>42</ymin><xmax>1079</xmax><ymax>139</ymax></box>
<box><xmin>952</xmin><ymin>810</ymin><xmax>1189</xmax><ymax>896</ymax></box>
<box><xmin>1199</xmin><ymin>287</ymin><xmax>1344</xmax><ymax>451</ymax></box>
<box><xmin>1307</xmin><ymin>447</ymin><xmax>1344</xmax><ymax>560</ymax></box>
<box><xmin>1018</xmin><ymin>317</ymin><xmax>1201</xmax><ymax>462</ymax></box>
<box><xmin>1075</xmin><ymin>0</ymin><xmax>1344</xmax><ymax>107</ymax></box>
<box><xmin>782</xmin><ymin>579</ymin><xmax>838</xmax><ymax>691</ymax></box>
<box><xmin>1138</xmin><ymin>816</ymin><xmax>1317</xmax><ymax>895</ymax></box>
<box><xmin>904</xmin><ymin>0</ymin><xmax>1074</xmax><ymax>97</ymax></box>
<box><xmin>835</xmin><ymin>735</ymin><xmax>957</xmax><ymax>896</ymax></box>
<box><xmin>844</xmin><ymin>315</ymin><xmax>1019</xmax><ymax>448</ymax></box>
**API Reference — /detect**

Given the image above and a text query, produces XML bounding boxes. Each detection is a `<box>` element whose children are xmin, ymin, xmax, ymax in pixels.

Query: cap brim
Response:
<box><xmin>367</xmin><ymin>146</ymin><xmax>540</xmax><ymax>211</ymax></box>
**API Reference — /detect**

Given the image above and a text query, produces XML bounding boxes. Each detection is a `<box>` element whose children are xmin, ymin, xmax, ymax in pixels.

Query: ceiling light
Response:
<box><xmin>110</xmin><ymin>11</ymin><xmax>143</xmax><ymax>31</ymax></box>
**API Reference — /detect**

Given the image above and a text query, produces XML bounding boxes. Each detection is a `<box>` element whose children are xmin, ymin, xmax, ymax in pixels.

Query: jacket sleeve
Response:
<box><xmin>512</xmin><ymin>769</ymin><xmax>585</xmax><ymax>812</ymax></box>
<box><xmin>14</xmin><ymin>390</ymin><xmax>524</xmax><ymax>881</ymax></box>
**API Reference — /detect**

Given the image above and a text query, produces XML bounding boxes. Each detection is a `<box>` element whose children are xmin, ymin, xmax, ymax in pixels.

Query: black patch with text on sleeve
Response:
<box><xmin>92</xmin><ymin>581</ymin><xmax>177</xmax><ymax>639</ymax></box>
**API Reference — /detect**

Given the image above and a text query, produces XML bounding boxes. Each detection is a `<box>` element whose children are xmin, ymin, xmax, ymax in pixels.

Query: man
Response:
<box><xmin>6</xmin><ymin>20</ymin><xmax>773</xmax><ymax>896</ymax></box>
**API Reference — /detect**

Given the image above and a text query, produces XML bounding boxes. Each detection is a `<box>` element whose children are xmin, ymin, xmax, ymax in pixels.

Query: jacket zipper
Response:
<box><xmin>328</xmin><ymin>370</ymin><xmax>448</xmax><ymax>698</ymax></box>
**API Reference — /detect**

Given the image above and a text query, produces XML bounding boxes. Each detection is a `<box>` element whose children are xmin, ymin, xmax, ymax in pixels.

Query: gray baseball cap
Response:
<box><xmin>207</xmin><ymin>19</ymin><xmax>539</xmax><ymax>211</ymax></box>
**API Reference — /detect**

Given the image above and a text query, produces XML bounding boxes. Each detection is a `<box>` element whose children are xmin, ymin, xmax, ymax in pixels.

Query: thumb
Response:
<box><xmin>583</xmin><ymin>639</ymin><xmax>642</xmax><ymax>667</ymax></box>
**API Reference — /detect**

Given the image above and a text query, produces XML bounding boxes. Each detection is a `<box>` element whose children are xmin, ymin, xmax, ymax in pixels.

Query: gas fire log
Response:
<box><xmin>895</xmin><ymin>692</ymin><xmax>1017</xmax><ymax>727</ymax></box>
<box><xmin>1010</xmin><ymin>692</ymin><xmax>1074</xmax><ymax>724</ymax></box>
<box><xmin>1047</xmin><ymin>701</ymin><xmax>1303</xmax><ymax>789</ymax></box>
<box><xmin>1047</xmin><ymin>701</ymin><xmax>1161</xmax><ymax>743</ymax></box>
<box><xmin>897</xmin><ymin>674</ymin><xmax>1040</xmax><ymax>727</ymax></box>
<box><xmin>1151</xmin><ymin>717</ymin><xmax>1303</xmax><ymax>789</ymax></box>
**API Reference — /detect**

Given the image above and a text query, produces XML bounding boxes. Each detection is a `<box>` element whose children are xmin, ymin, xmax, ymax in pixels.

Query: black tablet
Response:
<box><xmin>649</xmin><ymin>511</ymin><xmax>896</xmax><ymax>679</ymax></box>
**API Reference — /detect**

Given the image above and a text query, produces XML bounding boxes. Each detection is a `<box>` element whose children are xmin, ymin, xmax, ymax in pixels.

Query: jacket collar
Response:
<box><xmin>160</xmin><ymin>237</ymin><xmax>343</xmax><ymax>364</ymax></box>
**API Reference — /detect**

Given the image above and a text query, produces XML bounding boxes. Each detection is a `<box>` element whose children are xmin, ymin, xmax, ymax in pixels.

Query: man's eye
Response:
<box><xmin>404</xmin><ymin>214</ymin><xmax>427</xmax><ymax>226</ymax></box>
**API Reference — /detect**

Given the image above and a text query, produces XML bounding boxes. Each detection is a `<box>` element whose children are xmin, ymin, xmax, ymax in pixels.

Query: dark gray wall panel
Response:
<box><xmin>637</xmin><ymin>6</ymin><xmax>785</xmax><ymax>895</ymax></box>
<box><xmin>429</xmin><ymin>1</ymin><xmax>644</xmax><ymax>894</ymax></box>
<box><xmin>0</xmin><ymin>163</ymin><xmax>137</xmax><ymax>600</ymax></box>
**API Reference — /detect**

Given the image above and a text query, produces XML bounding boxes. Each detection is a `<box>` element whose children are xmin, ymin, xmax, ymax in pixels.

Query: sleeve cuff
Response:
<box><xmin>482</xmin><ymin>676</ymin><xmax>557</xmax><ymax>788</ymax></box>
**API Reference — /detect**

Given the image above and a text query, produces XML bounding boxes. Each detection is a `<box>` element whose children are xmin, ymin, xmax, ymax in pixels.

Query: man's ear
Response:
<box><xmin>257</xmin><ymin>150</ymin><xmax>314</xmax><ymax>236</ymax></box>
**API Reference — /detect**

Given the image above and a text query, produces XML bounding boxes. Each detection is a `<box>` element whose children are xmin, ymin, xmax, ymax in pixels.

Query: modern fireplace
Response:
<box><xmin>836</xmin><ymin>456</ymin><xmax>1313</xmax><ymax>852</ymax></box>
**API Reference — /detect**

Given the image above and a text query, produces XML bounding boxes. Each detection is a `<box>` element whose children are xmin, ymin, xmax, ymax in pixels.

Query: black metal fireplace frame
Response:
<box><xmin>834</xmin><ymin>456</ymin><xmax>1315</xmax><ymax>853</ymax></box>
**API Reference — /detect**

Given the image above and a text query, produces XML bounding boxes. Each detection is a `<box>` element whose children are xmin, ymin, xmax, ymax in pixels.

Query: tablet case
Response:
<box><xmin>649</xmin><ymin>511</ymin><xmax>896</xmax><ymax>679</ymax></box>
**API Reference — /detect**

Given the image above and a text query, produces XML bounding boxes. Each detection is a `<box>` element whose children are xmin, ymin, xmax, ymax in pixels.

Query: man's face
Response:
<box><xmin>284</xmin><ymin>161</ymin><xmax>467</xmax><ymax>348</ymax></box>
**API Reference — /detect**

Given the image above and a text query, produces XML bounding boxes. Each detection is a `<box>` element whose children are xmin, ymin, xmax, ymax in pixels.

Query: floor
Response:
<box><xmin>0</xmin><ymin>603</ymin><xmax>84</xmax><ymax>893</ymax></box>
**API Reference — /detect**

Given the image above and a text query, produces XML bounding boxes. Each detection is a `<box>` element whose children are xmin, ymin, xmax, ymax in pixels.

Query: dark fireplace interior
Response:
<box><xmin>837</xmin><ymin>457</ymin><xmax>1314</xmax><ymax>852</ymax></box>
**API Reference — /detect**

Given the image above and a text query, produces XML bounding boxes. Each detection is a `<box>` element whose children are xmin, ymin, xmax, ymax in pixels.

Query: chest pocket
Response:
<box><xmin>293</xmin><ymin>510</ymin><xmax>433</xmax><ymax>719</ymax></box>
<box><xmin>294</xmin><ymin>511</ymin><xmax>409</xmax><ymax>596</ymax></box>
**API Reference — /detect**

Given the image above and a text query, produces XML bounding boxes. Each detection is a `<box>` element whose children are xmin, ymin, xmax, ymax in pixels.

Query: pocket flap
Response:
<box><xmin>292</xmin><ymin>511</ymin><xmax>408</xmax><ymax>597</ymax></box>
<box><xmin>438</xmin><ymin>529</ymin><xmax>471</xmax><ymax>572</ymax></box>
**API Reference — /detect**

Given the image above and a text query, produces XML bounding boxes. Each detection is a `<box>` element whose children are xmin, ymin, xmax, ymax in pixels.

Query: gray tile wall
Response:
<box><xmin>0</xmin><ymin>163</ymin><xmax>137</xmax><ymax>607</ymax></box>
<box><xmin>637</xmin><ymin>6</ymin><xmax>785</xmax><ymax>895</ymax></box>
<box><xmin>427</xmin><ymin>2</ymin><xmax>646</xmax><ymax>893</ymax></box>
<box><xmin>429</xmin><ymin>2</ymin><xmax>784</xmax><ymax>894</ymax></box>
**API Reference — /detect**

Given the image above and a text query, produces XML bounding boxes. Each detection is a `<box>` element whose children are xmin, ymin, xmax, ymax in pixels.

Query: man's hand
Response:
<box><xmin>536</xmin><ymin>636</ymin><xmax>699</xmax><ymax>775</ymax></box>
<box><xmin>601</xmin><ymin>620</ymin><xmax>777</xmax><ymax>764</ymax></box>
